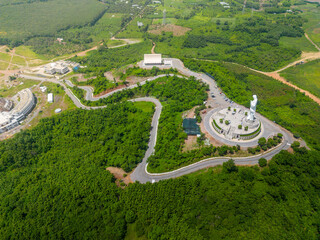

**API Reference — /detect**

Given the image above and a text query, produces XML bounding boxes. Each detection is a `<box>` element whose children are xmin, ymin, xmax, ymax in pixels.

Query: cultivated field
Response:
<box><xmin>0</xmin><ymin>0</ymin><xmax>105</xmax><ymax>41</ymax></box>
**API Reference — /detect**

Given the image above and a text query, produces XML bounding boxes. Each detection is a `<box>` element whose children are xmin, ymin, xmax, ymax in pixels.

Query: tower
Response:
<box><xmin>162</xmin><ymin>9</ymin><xmax>166</xmax><ymax>25</ymax></box>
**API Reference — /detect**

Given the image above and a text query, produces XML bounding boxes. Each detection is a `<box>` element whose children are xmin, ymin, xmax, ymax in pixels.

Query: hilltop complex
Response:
<box><xmin>211</xmin><ymin>95</ymin><xmax>261</xmax><ymax>141</ymax></box>
<box><xmin>0</xmin><ymin>89</ymin><xmax>35</xmax><ymax>133</ymax></box>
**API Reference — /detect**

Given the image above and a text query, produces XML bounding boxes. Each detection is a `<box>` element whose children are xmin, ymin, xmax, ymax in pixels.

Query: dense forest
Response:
<box><xmin>0</xmin><ymin>105</ymin><xmax>318</xmax><ymax>239</ymax></box>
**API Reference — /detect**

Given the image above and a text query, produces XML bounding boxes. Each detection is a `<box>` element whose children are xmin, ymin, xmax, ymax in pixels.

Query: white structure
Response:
<box><xmin>48</xmin><ymin>93</ymin><xmax>53</xmax><ymax>103</ymax></box>
<box><xmin>144</xmin><ymin>54</ymin><xmax>162</xmax><ymax>65</ymax></box>
<box><xmin>45</xmin><ymin>61</ymin><xmax>69</xmax><ymax>75</ymax></box>
<box><xmin>247</xmin><ymin>95</ymin><xmax>258</xmax><ymax>121</ymax></box>
<box><xmin>137</xmin><ymin>21</ymin><xmax>144</xmax><ymax>27</ymax></box>
<box><xmin>0</xmin><ymin>89</ymin><xmax>36</xmax><ymax>133</ymax></box>
<box><xmin>211</xmin><ymin>106</ymin><xmax>261</xmax><ymax>140</ymax></box>
<box><xmin>40</xmin><ymin>86</ymin><xmax>47</xmax><ymax>93</ymax></box>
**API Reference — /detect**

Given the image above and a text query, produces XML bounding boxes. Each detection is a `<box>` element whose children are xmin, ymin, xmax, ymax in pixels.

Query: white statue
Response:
<box><xmin>247</xmin><ymin>95</ymin><xmax>258</xmax><ymax>121</ymax></box>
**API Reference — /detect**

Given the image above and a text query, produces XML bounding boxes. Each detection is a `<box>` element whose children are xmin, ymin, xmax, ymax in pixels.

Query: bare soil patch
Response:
<box><xmin>183</xmin><ymin>135</ymin><xmax>198</xmax><ymax>152</ymax></box>
<box><xmin>106</xmin><ymin>167</ymin><xmax>132</xmax><ymax>188</ymax></box>
<box><xmin>149</xmin><ymin>24</ymin><xmax>191</xmax><ymax>36</ymax></box>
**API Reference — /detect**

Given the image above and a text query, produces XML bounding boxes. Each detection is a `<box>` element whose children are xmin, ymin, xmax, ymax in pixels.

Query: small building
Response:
<box><xmin>40</xmin><ymin>86</ymin><xmax>47</xmax><ymax>93</ymax></box>
<box><xmin>144</xmin><ymin>54</ymin><xmax>162</xmax><ymax>65</ymax></box>
<box><xmin>183</xmin><ymin>118</ymin><xmax>201</xmax><ymax>135</ymax></box>
<box><xmin>48</xmin><ymin>93</ymin><xmax>53</xmax><ymax>103</ymax></box>
<box><xmin>137</xmin><ymin>21</ymin><xmax>144</xmax><ymax>27</ymax></box>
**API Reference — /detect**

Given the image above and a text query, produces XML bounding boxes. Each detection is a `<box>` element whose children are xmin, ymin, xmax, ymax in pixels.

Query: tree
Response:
<box><xmin>238</xmin><ymin>125</ymin><xmax>242</xmax><ymax>129</ymax></box>
<box><xmin>223</xmin><ymin>159</ymin><xmax>238</xmax><ymax>173</ymax></box>
<box><xmin>259</xmin><ymin>158</ymin><xmax>267</xmax><ymax>167</ymax></box>
<box><xmin>258</xmin><ymin>137</ymin><xmax>266</xmax><ymax>146</ymax></box>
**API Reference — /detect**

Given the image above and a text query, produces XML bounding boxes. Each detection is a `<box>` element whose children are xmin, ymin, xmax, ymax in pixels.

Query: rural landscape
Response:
<box><xmin>0</xmin><ymin>0</ymin><xmax>319</xmax><ymax>239</ymax></box>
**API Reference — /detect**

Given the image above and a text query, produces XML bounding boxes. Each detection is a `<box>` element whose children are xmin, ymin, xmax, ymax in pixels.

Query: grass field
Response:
<box><xmin>0</xmin><ymin>0</ymin><xmax>105</xmax><ymax>41</ymax></box>
<box><xmin>14</xmin><ymin>46</ymin><xmax>47</xmax><ymax>60</ymax></box>
<box><xmin>0</xmin><ymin>79</ymin><xmax>39</xmax><ymax>98</ymax></box>
<box><xmin>300</xmin><ymin>3</ymin><xmax>320</xmax><ymax>47</ymax></box>
<box><xmin>280</xmin><ymin>59</ymin><xmax>320</xmax><ymax>98</ymax></box>
<box><xmin>0</xmin><ymin>46</ymin><xmax>49</xmax><ymax>70</ymax></box>
<box><xmin>279</xmin><ymin>35</ymin><xmax>318</xmax><ymax>52</ymax></box>
<box><xmin>0</xmin><ymin>61</ymin><xmax>8</xmax><ymax>70</ymax></box>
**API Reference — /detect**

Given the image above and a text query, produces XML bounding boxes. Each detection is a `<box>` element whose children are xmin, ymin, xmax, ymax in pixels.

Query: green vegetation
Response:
<box><xmin>213</xmin><ymin>119</ymin><xmax>221</xmax><ymax>130</ymax></box>
<box><xmin>0</xmin><ymin>118</ymin><xmax>319</xmax><ymax>239</ymax></box>
<box><xmin>279</xmin><ymin>35</ymin><xmax>318</xmax><ymax>52</ymax></box>
<box><xmin>120</xmin><ymin>66</ymin><xmax>178</xmax><ymax>80</ymax></box>
<box><xmin>0</xmin><ymin>0</ymin><xmax>105</xmax><ymax>45</ymax></box>
<box><xmin>151</xmin><ymin>14</ymin><xmax>304</xmax><ymax>71</ymax></box>
<box><xmin>72</xmin><ymin>41</ymin><xmax>152</xmax><ymax>76</ymax></box>
<box><xmin>300</xmin><ymin>3</ymin><xmax>320</xmax><ymax>47</ymax></box>
<box><xmin>71</xmin><ymin>76</ymin><xmax>246</xmax><ymax>172</ymax></box>
<box><xmin>240</xmin><ymin>123</ymin><xmax>261</xmax><ymax>138</ymax></box>
<box><xmin>71</xmin><ymin>76</ymin><xmax>121</xmax><ymax>95</ymax></box>
<box><xmin>184</xmin><ymin>59</ymin><xmax>320</xmax><ymax>150</ymax></box>
<box><xmin>280</xmin><ymin>59</ymin><xmax>320</xmax><ymax>98</ymax></box>
<box><xmin>0</xmin><ymin>79</ymin><xmax>39</xmax><ymax>98</ymax></box>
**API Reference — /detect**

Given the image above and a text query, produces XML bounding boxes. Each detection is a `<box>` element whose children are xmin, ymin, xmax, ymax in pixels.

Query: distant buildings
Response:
<box><xmin>44</xmin><ymin>61</ymin><xmax>80</xmax><ymax>76</ymax></box>
<box><xmin>45</xmin><ymin>62</ymin><xmax>69</xmax><ymax>75</ymax></box>
<box><xmin>219</xmin><ymin>2</ymin><xmax>230</xmax><ymax>8</ymax></box>
<box><xmin>0</xmin><ymin>89</ymin><xmax>36</xmax><ymax>133</ymax></box>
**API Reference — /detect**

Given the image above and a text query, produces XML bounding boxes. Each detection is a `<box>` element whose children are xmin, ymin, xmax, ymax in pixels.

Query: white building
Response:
<box><xmin>0</xmin><ymin>89</ymin><xmax>36</xmax><ymax>133</ymax></box>
<box><xmin>45</xmin><ymin>61</ymin><xmax>70</xmax><ymax>75</ymax></box>
<box><xmin>48</xmin><ymin>93</ymin><xmax>54</xmax><ymax>103</ymax></box>
<box><xmin>40</xmin><ymin>86</ymin><xmax>47</xmax><ymax>93</ymax></box>
<box><xmin>144</xmin><ymin>54</ymin><xmax>162</xmax><ymax>65</ymax></box>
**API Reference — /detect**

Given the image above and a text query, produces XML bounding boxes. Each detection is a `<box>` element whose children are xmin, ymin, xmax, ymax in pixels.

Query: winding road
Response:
<box><xmin>18</xmin><ymin>58</ymin><xmax>297</xmax><ymax>183</ymax></box>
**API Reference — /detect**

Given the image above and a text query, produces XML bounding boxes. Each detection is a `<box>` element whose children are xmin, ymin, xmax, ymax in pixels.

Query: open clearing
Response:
<box><xmin>280</xmin><ymin>59</ymin><xmax>320</xmax><ymax>98</ymax></box>
<box><xmin>148</xmin><ymin>24</ymin><xmax>191</xmax><ymax>36</ymax></box>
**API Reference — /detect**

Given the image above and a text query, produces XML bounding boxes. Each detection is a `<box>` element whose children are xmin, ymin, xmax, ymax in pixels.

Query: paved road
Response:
<box><xmin>65</xmin><ymin>74</ymin><xmax>181</xmax><ymax>101</ymax></box>
<box><xmin>19</xmin><ymin>59</ymin><xmax>297</xmax><ymax>183</ymax></box>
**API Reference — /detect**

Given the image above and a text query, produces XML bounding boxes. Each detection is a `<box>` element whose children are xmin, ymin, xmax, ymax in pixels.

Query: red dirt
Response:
<box><xmin>148</xmin><ymin>24</ymin><xmax>191</xmax><ymax>36</ymax></box>
<box><xmin>106</xmin><ymin>167</ymin><xmax>133</xmax><ymax>187</ymax></box>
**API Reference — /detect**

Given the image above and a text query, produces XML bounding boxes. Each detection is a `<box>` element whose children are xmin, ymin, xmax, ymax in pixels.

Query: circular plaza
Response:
<box><xmin>211</xmin><ymin>107</ymin><xmax>262</xmax><ymax>141</ymax></box>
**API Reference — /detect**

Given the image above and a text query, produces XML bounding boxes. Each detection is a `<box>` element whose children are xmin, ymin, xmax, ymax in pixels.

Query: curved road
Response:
<box><xmin>19</xmin><ymin>58</ymin><xmax>296</xmax><ymax>183</ymax></box>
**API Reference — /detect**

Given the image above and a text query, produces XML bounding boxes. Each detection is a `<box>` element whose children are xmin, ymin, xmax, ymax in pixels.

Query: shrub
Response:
<box><xmin>258</xmin><ymin>137</ymin><xmax>267</xmax><ymax>146</ymax></box>
<box><xmin>245</xmin><ymin>126</ymin><xmax>248</xmax><ymax>131</ymax></box>
<box><xmin>238</xmin><ymin>125</ymin><xmax>242</xmax><ymax>129</ymax></box>
<box><xmin>223</xmin><ymin>159</ymin><xmax>238</xmax><ymax>173</ymax></box>
<box><xmin>277</xmin><ymin>133</ymin><xmax>283</xmax><ymax>139</ymax></box>
<box><xmin>220</xmin><ymin>118</ymin><xmax>223</xmax><ymax>123</ymax></box>
<box><xmin>225</xmin><ymin>120</ymin><xmax>230</xmax><ymax>125</ymax></box>
<box><xmin>259</xmin><ymin>158</ymin><xmax>268</xmax><ymax>167</ymax></box>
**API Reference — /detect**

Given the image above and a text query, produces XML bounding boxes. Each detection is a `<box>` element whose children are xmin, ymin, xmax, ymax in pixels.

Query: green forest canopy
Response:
<box><xmin>0</xmin><ymin>100</ymin><xmax>318</xmax><ymax>239</ymax></box>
